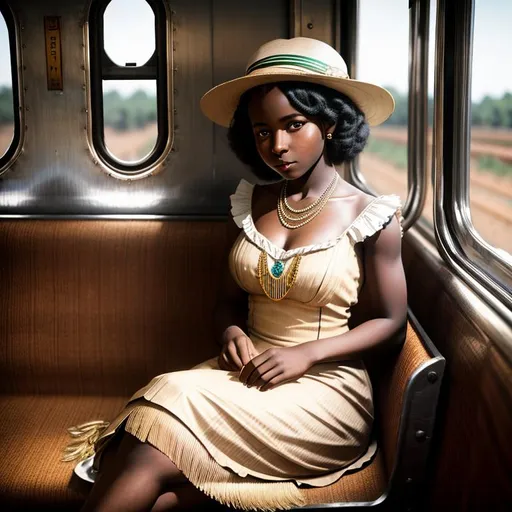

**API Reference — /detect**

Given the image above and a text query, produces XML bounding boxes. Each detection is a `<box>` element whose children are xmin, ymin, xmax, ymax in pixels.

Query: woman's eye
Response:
<box><xmin>289</xmin><ymin>121</ymin><xmax>304</xmax><ymax>130</ymax></box>
<box><xmin>256</xmin><ymin>130</ymin><xmax>270</xmax><ymax>138</ymax></box>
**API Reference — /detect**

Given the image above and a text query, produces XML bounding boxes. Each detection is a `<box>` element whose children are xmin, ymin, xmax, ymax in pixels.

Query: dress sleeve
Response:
<box><xmin>229</xmin><ymin>179</ymin><xmax>255</xmax><ymax>228</ymax></box>
<box><xmin>347</xmin><ymin>195</ymin><xmax>403</xmax><ymax>243</ymax></box>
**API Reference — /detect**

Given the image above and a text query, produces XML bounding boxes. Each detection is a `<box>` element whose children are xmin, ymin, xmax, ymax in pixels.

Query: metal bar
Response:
<box><xmin>344</xmin><ymin>0</ymin><xmax>370</xmax><ymax>189</ymax></box>
<box><xmin>402</xmin><ymin>0</ymin><xmax>429</xmax><ymax>230</ymax></box>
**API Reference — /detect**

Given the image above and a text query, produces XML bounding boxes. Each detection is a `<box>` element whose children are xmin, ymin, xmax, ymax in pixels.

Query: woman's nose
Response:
<box><xmin>271</xmin><ymin>131</ymin><xmax>288</xmax><ymax>156</ymax></box>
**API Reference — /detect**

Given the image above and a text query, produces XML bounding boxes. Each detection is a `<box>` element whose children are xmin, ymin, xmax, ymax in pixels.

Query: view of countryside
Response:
<box><xmin>359</xmin><ymin>89</ymin><xmax>512</xmax><ymax>255</ymax></box>
<box><xmin>0</xmin><ymin>0</ymin><xmax>510</xmax><ymax>256</ymax></box>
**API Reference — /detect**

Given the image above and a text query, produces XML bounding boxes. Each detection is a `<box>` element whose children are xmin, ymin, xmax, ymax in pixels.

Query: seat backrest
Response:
<box><xmin>0</xmin><ymin>220</ymin><xmax>228</xmax><ymax>396</ymax></box>
<box><xmin>372</xmin><ymin>313</ymin><xmax>445</xmax><ymax>501</ymax></box>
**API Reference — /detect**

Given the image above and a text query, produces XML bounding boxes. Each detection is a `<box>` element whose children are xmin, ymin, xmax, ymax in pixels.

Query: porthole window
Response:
<box><xmin>470</xmin><ymin>0</ymin><xmax>511</xmax><ymax>256</ymax></box>
<box><xmin>0</xmin><ymin>2</ymin><xmax>21</xmax><ymax>172</ymax></box>
<box><xmin>88</xmin><ymin>0</ymin><xmax>172</xmax><ymax>178</ymax></box>
<box><xmin>356</xmin><ymin>0</ymin><xmax>409</xmax><ymax>202</ymax></box>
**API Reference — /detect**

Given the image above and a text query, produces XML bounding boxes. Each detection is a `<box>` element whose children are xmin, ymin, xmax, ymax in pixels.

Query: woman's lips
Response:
<box><xmin>276</xmin><ymin>162</ymin><xmax>295</xmax><ymax>171</ymax></box>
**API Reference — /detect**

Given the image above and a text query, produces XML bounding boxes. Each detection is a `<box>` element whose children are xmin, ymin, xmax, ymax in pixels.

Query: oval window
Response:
<box><xmin>88</xmin><ymin>0</ymin><xmax>171</xmax><ymax>177</ymax></box>
<box><xmin>103</xmin><ymin>0</ymin><xmax>156</xmax><ymax>67</ymax></box>
<box><xmin>0</xmin><ymin>10</ymin><xmax>14</xmax><ymax>160</ymax></box>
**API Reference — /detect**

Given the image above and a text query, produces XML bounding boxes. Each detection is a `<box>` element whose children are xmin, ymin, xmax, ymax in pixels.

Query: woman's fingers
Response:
<box><xmin>259</xmin><ymin>373</ymin><xmax>288</xmax><ymax>391</ymax></box>
<box><xmin>246</xmin><ymin>359</ymin><xmax>278</xmax><ymax>387</ymax></box>
<box><xmin>239</xmin><ymin>351</ymin><xmax>273</xmax><ymax>384</ymax></box>
<box><xmin>234</xmin><ymin>336</ymin><xmax>251</xmax><ymax>366</ymax></box>
<box><xmin>219</xmin><ymin>349</ymin><xmax>238</xmax><ymax>371</ymax></box>
<box><xmin>227</xmin><ymin>341</ymin><xmax>243</xmax><ymax>369</ymax></box>
<box><xmin>252</xmin><ymin>366</ymin><xmax>283</xmax><ymax>390</ymax></box>
<box><xmin>219</xmin><ymin>334</ymin><xmax>260</xmax><ymax>373</ymax></box>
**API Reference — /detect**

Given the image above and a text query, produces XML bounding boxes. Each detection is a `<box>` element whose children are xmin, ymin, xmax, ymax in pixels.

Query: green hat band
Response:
<box><xmin>246</xmin><ymin>54</ymin><xmax>347</xmax><ymax>78</ymax></box>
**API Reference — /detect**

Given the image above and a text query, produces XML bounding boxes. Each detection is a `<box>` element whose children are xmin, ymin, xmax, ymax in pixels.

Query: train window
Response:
<box><xmin>103</xmin><ymin>0</ymin><xmax>155</xmax><ymax>68</ymax></box>
<box><xmin>356</xmin><ymin>0</ymin><xmax>409</xmax><ymax>202</ymax></box>
<box><xmin>103</xmin><ymin>80</ymin><xmax>158</xmax><ymax>163</ymax></box>
<box><xmin>0</xmin><ymin>3</ymin><xmax>20</xmax><ymax>172</ymax></box>
<box><xmin>470</xmin><ymin>0</ymin><xmax>511</xmax><ymax>256</ymax></box>
<box><xmin>88</xmin><ymin>0</ymin><xmax>172</xmax><ymax>178</ymax></box>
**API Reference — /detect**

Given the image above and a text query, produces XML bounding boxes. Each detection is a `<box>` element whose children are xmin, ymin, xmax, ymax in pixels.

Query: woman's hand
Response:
<box><xmin>218</xmin><ymin>326</ymin><xmax>259</xmax><ymax>371</ymax></box>
<box><xmin>239</xmin><ymin>345</ymin><xmax>314</xmax><ymax>391</ymax></box>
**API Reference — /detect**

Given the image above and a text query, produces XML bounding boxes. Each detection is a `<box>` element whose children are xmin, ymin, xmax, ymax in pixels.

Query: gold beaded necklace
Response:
<box><xmin>257</xmin><ymin>252</ymin><xmax>302</xmax><ymax>301</ymax></box>
<box><xmin>277</xmin><ymin>172</ymin><xmax>338</xmax><ymax>229</ymax></box>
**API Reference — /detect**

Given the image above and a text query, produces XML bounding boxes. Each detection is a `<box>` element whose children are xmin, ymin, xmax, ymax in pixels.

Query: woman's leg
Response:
<box><xmin>150</xmin><ymin>484</ymin><xmax>220</xmax><ymax>511</ymax></box>
<box><xmin>81</xmin><ymin>432</ymin><xmax>187</xmax><ymax>512</ymax></box>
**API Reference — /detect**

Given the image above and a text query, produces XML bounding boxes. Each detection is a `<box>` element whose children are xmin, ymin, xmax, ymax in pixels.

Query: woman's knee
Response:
<box><xmin>117</xmin><ymin>433</ymin><xmax>186</xmax><ymax>484</ymax></box>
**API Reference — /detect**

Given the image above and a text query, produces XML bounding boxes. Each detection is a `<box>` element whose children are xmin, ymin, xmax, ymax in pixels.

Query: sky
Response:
<box><xmin>0</xmin><ymin>0</ymin><xmax>510</xmax><ymax>102</ymax></box>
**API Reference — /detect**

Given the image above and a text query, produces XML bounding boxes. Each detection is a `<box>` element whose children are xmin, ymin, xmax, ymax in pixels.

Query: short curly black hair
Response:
<box><xmin>227</xmin><ymin>81</ymin><xmax>370</xmax><ymax>180</ymax></box>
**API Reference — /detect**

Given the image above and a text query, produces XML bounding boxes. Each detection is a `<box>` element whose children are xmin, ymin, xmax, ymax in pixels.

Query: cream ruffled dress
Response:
<box><xmin>87</xmin><ymin>179</ymin><xmax>402</xmax><ymax>511</ymax></box>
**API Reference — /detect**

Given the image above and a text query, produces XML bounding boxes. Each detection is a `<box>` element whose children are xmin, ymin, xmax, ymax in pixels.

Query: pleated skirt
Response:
<box><xmin>93</xmin><ymin>357</ymin><xmax>377</xmax><ymax>511</ymax></box>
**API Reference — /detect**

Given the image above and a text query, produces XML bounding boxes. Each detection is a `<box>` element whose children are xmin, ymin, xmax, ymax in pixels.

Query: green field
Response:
<box><xmin>366</xmin><ymin>136</ymin><xmax>512</xmax><ymax>178</ymax></box>
<box><xmin>364</xmin><ymin>138</ymin><xmax>408</xmax><ymax>171</ymax></box>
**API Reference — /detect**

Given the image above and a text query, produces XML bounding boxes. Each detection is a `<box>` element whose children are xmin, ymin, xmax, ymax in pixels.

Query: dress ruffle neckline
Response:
<box><xmin>230</xmin><ymin>179</ymin><xmax>403</xmax><ymax>261</ymax></box>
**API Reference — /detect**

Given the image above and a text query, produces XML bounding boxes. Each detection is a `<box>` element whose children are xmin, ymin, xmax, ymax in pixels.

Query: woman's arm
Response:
<box><xmin>305</xmin><ymin>214</ymin><xmax>407</xmax><ymax>364</ymax></box>
<box><xmin>214</xmin><ymin>219</ymin><xmax>259</xmax><ymax>370</ymax></box>
<box><xmin>240</xmin><ymin>215</ymin><xmax>407</xmax><ymax>389</ymax></box>
<box><xmin>213</xmin><ymin>220</ymin><xmax>248</xmax><ymax>344</ymax></box>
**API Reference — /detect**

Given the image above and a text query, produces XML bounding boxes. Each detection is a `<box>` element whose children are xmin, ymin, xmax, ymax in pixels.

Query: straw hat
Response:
<box><xmin>200</xmin><ymin>37</ymin><xmax>395</xmax><ymax>127</ymax></box>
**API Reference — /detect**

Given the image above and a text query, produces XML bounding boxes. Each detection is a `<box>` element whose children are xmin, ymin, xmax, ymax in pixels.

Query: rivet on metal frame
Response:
<box><xmin>415</xmin><ymin>430</ymin><xmax>427</xmax><ymax>442</ymax></box>
<box><xmin>427</xmin><ymin>371</ymin><xmax>438</xmax><ymax>383</ymax></box>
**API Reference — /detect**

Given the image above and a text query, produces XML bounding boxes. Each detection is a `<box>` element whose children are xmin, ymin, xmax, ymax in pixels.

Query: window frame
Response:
<box><xmin>0</xmin><ymin>0</ymin><xmax>23</xmax><ymax>175</ymax></box>
<box><xmin>86</xmin><ymin>0</ymin><xmax>173</xmax><ymax>179</ymax></box>
<box><xmin>433</xmin><ymin>0</ymin><xmax>512</xmax><ymax>318</ymax></box>
<box><xmin>348</xmin><ymin>0</ymin><xmax>430</xmax><ymax>234</ymax></box>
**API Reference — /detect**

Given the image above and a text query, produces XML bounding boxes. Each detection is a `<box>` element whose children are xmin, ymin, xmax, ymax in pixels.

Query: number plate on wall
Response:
<box><xmin>44</xmin><ymin>16</ymin><xmax>63</xmax><ymax>91</ymax></box>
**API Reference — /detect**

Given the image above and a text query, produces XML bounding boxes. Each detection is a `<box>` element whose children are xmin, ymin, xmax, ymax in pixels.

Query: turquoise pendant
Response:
<box><xmin>271</xmin><ymin>260</ymin><xmax>284</xmax><ymax>278</ymax></box>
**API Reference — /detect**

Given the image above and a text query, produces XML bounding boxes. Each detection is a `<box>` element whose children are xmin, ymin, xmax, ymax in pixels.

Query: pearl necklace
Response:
<box><xmin>277</xmin><ymin>172</ymin><xmax>339</xmax><ymax>230</ymax></box>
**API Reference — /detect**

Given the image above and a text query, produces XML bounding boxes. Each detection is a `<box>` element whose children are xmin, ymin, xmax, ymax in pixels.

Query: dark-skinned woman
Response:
<box><xmin>72</xmin><ymin>37</ymin><xmax>406</xmax><ymax>512</ymax></box>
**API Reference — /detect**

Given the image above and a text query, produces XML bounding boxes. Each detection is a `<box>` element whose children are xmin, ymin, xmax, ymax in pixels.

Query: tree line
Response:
<box><xmin>383</xmin><ymin>86</ymin><xmax>512</xmax><ymax>128</ymax></box>
<box><xmin>1</xmin><ymin>85</ymin><xmax>511</xmax><ymax>129</ymax></box>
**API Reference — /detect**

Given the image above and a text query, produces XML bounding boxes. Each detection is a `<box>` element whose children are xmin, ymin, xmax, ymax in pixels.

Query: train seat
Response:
<box><xmin>0</xmin><ymin>221</ymin><xmax>444</xmax><ymax>511</ymax></box>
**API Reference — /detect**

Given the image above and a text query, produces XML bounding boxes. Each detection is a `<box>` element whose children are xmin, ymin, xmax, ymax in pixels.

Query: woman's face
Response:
<box><xmin>247</xmin><ymin>86</ymin><xmax>326</xmax><ymax>180</ymax></box>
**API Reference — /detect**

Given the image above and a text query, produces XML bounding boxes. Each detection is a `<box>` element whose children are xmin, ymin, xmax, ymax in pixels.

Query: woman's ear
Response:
<box><xmin>324</xmin><ymin>123</ymin><xmax>336</xmax><ymax>140</ymax></box>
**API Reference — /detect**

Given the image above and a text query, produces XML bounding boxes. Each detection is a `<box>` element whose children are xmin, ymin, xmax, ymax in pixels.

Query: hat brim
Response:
<box><xmin>200</xmin><ymin>68</ymin><xmax>395</xmax><ymax>128</ymax></box>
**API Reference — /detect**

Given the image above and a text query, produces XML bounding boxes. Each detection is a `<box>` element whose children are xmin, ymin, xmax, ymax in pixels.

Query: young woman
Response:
<box><xmin>71</xmin><ymin>37</ymin><xmax>406</xmax><ymax>512</ymax></box>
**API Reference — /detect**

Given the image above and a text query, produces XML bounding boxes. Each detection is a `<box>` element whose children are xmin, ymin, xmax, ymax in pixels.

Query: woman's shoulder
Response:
<box><xmin>331</xmin><ymin>183</ymin><xmax>403</xmax><ymax>243</ymax></box>
<box><xmin>229</xmin><ymin>179</ymin><xmax>255</xmax><ymax>228</ymax></box>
